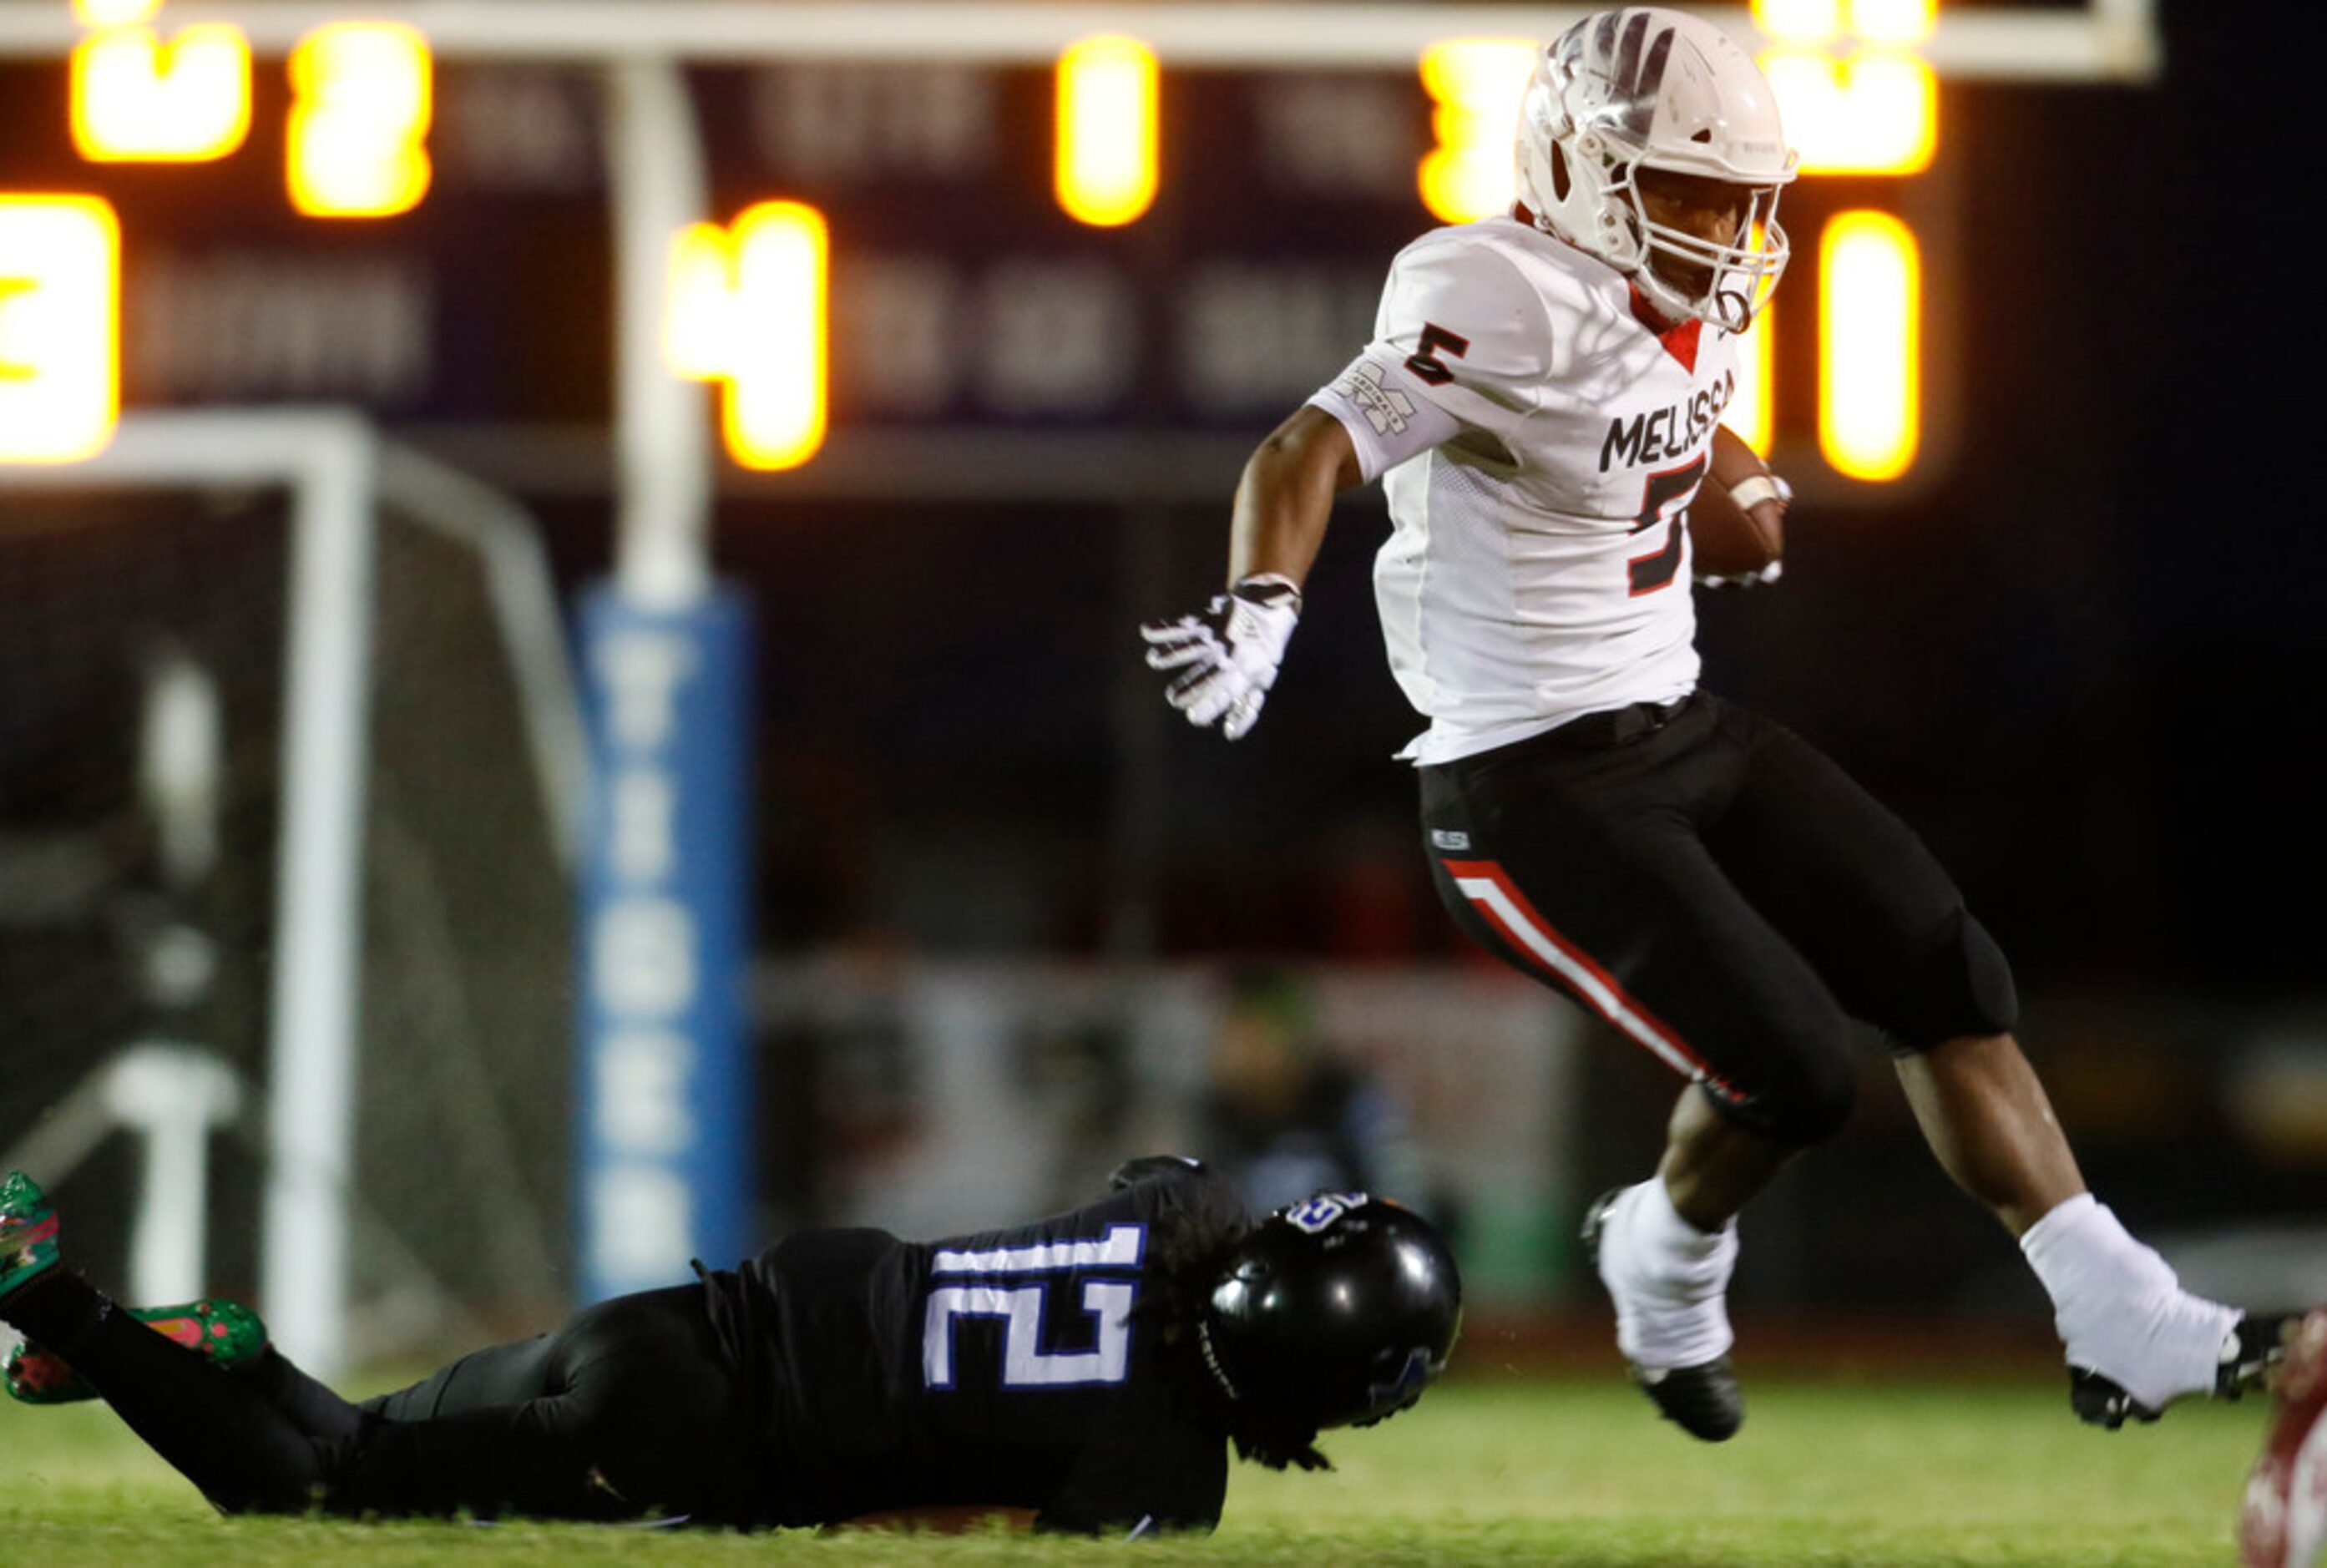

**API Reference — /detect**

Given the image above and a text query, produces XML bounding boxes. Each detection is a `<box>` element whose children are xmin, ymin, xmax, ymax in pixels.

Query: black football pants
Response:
<box><xmin>1419</xmin><ymin>690</ymin><xmax>2017</xmax><ymax>1146</ymax></box>
<box><xmin>1</xmin><ymin>1272</ymin><xmax>749</xmax><ymax>1522</ymax></box>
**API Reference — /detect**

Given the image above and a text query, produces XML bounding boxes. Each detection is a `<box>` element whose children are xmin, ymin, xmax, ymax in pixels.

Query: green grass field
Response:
<box><xmin>0</xmin><ymin>1367</ymin><xmax>2264</xmax><ymax>1566</ymax></box>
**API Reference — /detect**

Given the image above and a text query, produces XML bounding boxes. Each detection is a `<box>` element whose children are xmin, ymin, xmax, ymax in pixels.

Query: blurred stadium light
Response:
<box><xmin>722</xmin><ymin>202</ymin><xmax>827</xmax><ymax>472</ymax></box>
<box><xmin>1729</xmin><ymin>296</ymin><xmax>1775</xmax><ymax>458</ymax></box>
<box><xmin>1415</xmin><ymin>38</ymin><xmax>1535</xmax><ymax>225</ymax></box>
<box><xmin>0</xmin><ymin>194</ymin><xmax>118</xmax><ymax>464</ymax></box>
<box><xmin>286</xmin><ymin>21</ymin><xmax>434</xmax><ymax>217</ymax></box>
<box><xmin>670</xmin><ymin>200</ymin><xmax>830</xmax><ymax>471</ymax></box>
<box><xmin>1818</xmin><ymin>208</ymin><xmax>1920</xmax><ymax>480</ymax></box>
<box><xmin>69</xmin><ymin>12</ymin><xmax>249</xmax><ymax>162</ymax></box>
<box><xmin>1758</xmin><ymin>42</ymin><xmax>1939</xmax><ymax>175</ymax></box>
<box><xmin>1055</xmin><ymin>34</ymin><xmax>1159</xmax><ymax>228</ymax></box>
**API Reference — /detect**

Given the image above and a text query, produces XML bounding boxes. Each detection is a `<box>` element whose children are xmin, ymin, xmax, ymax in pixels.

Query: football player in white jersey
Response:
<box><xmin>1144</xmin><ymin>6</ymin><xmax>2289</xmax><ymax>1441</ymax></box>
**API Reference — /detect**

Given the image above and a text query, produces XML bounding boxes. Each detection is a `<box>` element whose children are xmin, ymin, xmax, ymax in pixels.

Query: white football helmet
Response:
<box><xmin>1516</xmin><ymin>8</ymin><xmax>1797</xmax><ymax>331</ymax></box>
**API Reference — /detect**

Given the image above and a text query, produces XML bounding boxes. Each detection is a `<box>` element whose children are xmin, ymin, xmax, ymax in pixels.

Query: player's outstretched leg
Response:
<box><xmin>2021</xmin><ymin>1193</ymin><xmax>2289</xmax><ymax>1428</ymax></box>
<box><xmin>0</xmin><ymin>1171</ymin><xmax>346</xmax><ymax>1513</ymax></box>
<box><xmin>1583</xmin><ymin>1181</ymin><xmax>1743</xmax><ymax>1441</ymax></box>
<box><xmin>1894</xmin><ymin>1034</ymin><xmax>2288</xmax><ymax>1428</ymax></box>
<box><xmin>3</xmin><ymin>1172</ymin><xmax>271</xmax><ymax>1405</ymax></box>
<box><xmin>8</xmin><ymin>1297</ymin><xmax>268</xmax><ymax>1404</ymax></box>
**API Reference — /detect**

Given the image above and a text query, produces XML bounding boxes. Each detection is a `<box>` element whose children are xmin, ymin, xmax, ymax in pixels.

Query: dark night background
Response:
<box><xmin>3</xmin><ymin>4</ymin><xmax>2319</xmax><ymax>1323</ymax></box>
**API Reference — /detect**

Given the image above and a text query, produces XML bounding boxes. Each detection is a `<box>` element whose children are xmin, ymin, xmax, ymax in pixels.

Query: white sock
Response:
<box><xmin>1597</xmin><ymin>1177</ymin><xmax>1737</xmax><ymax>1370</ymax></box>
<box><xmin>2020</xmin><ymin>1192</ymin><xmax>2240</xmax><ymax>1410</ymax></box>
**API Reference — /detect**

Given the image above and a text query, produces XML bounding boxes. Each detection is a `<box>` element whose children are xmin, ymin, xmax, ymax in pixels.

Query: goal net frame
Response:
<box><xmin>0</xmin><ymin>407</ymin><xmax>584</xmax><ymax>1376</ymax></box>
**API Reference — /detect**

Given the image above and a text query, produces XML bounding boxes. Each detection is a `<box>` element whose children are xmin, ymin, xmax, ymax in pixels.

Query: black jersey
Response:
<box><xmin>696</xmin><ymin>1159</ymin><xmax>1252</xmax><ymax>1535</ymax></box>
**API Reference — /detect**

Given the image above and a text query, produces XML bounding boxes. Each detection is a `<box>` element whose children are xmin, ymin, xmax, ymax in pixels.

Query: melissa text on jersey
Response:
<box><xmin>1599</xmin><ymin>370</ymin><xmax>1736</xmax><ymax>474</ymax></box>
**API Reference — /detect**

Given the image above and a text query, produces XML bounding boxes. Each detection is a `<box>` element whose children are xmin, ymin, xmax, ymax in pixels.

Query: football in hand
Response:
<box><xmin>1687</xmin><ymin>479</ymin><xmax>1783</xmax><ymax>578</ymax></box>
<box><xmin>1691</xmin><ymin>432</ymin><xmax>1786</xmax><ymax>578</ymax></box>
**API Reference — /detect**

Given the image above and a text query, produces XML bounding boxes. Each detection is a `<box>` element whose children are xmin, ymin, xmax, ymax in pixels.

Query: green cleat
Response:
<box><xmin>0</xmin><ymin>1171</ymin><xmax>60</xmax><ymax>1302</ymax></box>
<box><xmin>6</xmin><ymin>1297</ymin><xmax>269</xmax><ymax>1404</ymax></box>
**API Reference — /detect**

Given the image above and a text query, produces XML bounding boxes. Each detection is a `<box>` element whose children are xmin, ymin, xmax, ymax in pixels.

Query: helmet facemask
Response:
<box><xmin>1515</xmin><ymin>8</ymin><xmax>1798</xmax><ymax>331</ymax></box>
<box><xmin>1611</xmin><ymin>157</ymin><xmax>1791</xmax><ymax>332</ymax></box>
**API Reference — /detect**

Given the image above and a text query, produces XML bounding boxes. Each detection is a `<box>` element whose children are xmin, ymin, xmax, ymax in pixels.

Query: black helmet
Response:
<box><xmin>1198</xmin><ymin>1192</ymin><xmax>1461</xmax><ymax>1433</ymax></box>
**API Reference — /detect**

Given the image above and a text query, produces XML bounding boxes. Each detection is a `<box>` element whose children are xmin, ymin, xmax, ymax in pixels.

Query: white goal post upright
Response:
<box><xmin>564</xmin><ymin>58</ymin><xmax>763</xmax><ymax>1306</ymax></box>
<box><xmin>0</xmin><ymin>411</ymin><xmax>587</xmax><ymax>1376</ymax></box>
<box><xmin>0</xmin><ymin>411</ymin><xmax>379</xmax><ymax>1374</ymax></box>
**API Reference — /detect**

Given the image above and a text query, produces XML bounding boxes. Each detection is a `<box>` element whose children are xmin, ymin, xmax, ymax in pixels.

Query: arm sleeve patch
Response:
<box><xmin>1372</xmin><ymin>235</ymin><xmax>1550</xmax><ymax>438</ymax></box>
<box><xmin>1307</xmin><ymin>354</ymin><xmax>1464</xmax><ymax>483</ymax></box>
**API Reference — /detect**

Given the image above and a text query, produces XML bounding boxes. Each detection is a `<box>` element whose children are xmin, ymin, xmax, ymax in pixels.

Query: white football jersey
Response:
<box><xmin>1309</xmin><ymin>215</ymin><xmax>1741</xmax><ymax>765</ymax></box>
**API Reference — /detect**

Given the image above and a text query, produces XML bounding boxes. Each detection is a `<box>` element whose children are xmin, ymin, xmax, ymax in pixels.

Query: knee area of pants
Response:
<box><xmin>1791</xmin><ymin>1053</ymin><xmax>1858</xmax><ymax>1144</ymax></box>
<box><xmin>1737</xmin><ymin>1048</ymin><xmax>1856</xmax><ymax>1147</ymax></box>
<box><xmin>1887</xmin><ymin>911</ymin><xmax>2020</xmax><ymax>1051</ymax></box>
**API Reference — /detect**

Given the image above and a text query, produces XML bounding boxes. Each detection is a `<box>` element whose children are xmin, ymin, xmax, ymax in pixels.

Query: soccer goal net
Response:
<box><xmin>0</xmin><ymin>411</ymin><xmax>584</xmax><ymax>1375</ymax></box>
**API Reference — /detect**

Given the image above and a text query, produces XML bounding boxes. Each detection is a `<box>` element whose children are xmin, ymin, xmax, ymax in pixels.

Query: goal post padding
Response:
<box><xmin>570</xmin><ymin>584</ymin><xmax>757</xmax><ymax>1305</ymax></box>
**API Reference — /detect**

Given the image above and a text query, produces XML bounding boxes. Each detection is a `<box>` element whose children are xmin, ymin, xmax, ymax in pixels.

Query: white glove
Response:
<box><xmin>1140</xmin><ymin>574</ymin><xmax>1302</xmax><ymax>741</ymax></box>
<box><xmin>1695</xmin><ymin>560</ymin><xmax>1784</xmax><ymax>589</ymax></box>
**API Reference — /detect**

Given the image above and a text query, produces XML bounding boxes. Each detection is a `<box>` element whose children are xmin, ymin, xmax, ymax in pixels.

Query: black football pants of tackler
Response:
<box><xmin>1</xmin><ymin>1272</ymin><xmax>753</xmax><ymax>1522</ymax></box>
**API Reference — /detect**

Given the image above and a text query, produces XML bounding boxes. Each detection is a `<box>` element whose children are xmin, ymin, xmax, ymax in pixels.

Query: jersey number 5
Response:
<box><xmin>1627</xmin><ymin>455</ymin><xmax>1707</xmax><ymax>596</ymax></box>
<box><xmin>1404</xmin><ymin>323</ymin><xmax>1470</xmax><ymax>387</ymax></box>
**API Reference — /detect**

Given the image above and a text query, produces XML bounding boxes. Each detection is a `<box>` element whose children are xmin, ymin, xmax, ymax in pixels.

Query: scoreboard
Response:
<box><xmin>0</xmin><ymin>30</ymin><xmax>1433</xmax><ymax>459</ymax></box>
<box><xmin>0</xmin><ymin>0</ymin><xmax>2161</xmax><ymax>495</ymax></box>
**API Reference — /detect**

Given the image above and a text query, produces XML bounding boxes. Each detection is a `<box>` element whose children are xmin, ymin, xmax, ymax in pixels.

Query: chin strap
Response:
<box><xmin>1195</xmin><ymin>1318</ymin><xmax>1242</xmax><ymax>1403</ymax></box>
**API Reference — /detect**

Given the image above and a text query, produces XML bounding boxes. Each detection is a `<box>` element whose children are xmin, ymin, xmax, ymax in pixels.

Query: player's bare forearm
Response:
<box><xmin>1141</xmin><ymin>407</ymin><xmax>1359</xmax><ymax>739</ymax></box>
<box><xmin>1227</xmin><ymin>406</ymin><xmax>1363</xmax><ymax>588</ymax></box>
<box><xmin>1710</xmin><ymin>424</ymin><xmax>1788</xmax><ymax>562</ymax></box>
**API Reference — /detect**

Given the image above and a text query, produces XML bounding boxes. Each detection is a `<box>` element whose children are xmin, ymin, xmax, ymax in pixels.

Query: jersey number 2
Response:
<box><xmin>922</xmin><ymin>1226</ymin><xmax>1143</xmax><ymax>1391</ymax></box>
<box><xmin>923</xmin><ymin>1281</ymin><xmax>1136</xmax><ymax>1389</ymax></box>
<box><xmin>1627</xmin><ymin>455</ymin><xmax>1707</xmax><ymax>596</ymax></box>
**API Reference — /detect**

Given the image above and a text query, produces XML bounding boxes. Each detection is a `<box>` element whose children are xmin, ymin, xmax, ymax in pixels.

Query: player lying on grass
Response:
<box><xmin>0</xmin><ymin>1160</ymin><xmax>1459</xmax><ymax>1535</ymax></box>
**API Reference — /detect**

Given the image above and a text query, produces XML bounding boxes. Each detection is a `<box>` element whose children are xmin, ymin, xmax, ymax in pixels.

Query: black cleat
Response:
<box><xmin>2069</xmin><ymin>1369</ymin><xmax>2165</xmax><ymax>1430</ymax></box>
<box><xmin>2071</xmin><ymin>1313</ymin><xmax>2292</xmax><ymax>1429</ymax></box>
<box><xmin>1581</xmin><ymin>1188</ymin><xmax>1745</xmax><ymax>1443</ymax></box>
<box><xmin>2220</xmin><ymin>1313</ymin><xmax>2296</xmax><ymax>1397</ymax></box>
<box><xmin>1631</xmin><ymin>1357</ymin><xmax>1746</xmax><ymax>1442</ymax></box>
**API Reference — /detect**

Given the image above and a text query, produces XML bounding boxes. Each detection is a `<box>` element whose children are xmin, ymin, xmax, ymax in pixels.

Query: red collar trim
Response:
<box><xmin>1515</xmin><ymin>206</ymin><xmax>1705</xmax><ymax>371</ymax></box>
<box><xmin>1627</xmin><ymin>284</ymin><xmax>1702</xmax><ymax>372</ymax></box>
